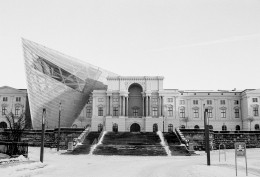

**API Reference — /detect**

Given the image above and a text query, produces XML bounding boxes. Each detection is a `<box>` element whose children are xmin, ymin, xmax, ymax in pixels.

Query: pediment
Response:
<box><xmin>0</xmin><ymin>86</ymin><xmax>26</xmax><ymax>94</ymax></box>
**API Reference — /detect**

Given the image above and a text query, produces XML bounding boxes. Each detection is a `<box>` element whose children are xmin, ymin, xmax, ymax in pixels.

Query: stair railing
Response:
<box><xmin>72</xmin><ymin>126</ymin><xmax>91</xmax><ymax>150</ymax></box>
<box><xmin>175</xmin><ymin>128</ymin><xmax>188</xmax><ymax>147</ymax></box>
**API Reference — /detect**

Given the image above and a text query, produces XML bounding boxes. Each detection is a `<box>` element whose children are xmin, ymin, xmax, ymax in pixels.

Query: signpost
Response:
<box><xmin>235</xmin><ymin>142</ymin><xmax>248</xmax><ymax>176</ymax></box>
<box><xmin>219</xmin><ymin>143</ymin><xmax>226</xmax><ymax>162</ymax></box>
<box><xmin>204</xmin><ymin>106</ymin><xmax>210</xmax><ymax>166</ymax></box>
<box><xmin>40</xmin><ymin>108</ymin><xmax>46</xmax><ymax>163</ymax></box>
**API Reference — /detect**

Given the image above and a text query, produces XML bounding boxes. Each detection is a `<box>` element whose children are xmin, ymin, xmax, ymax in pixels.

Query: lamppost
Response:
<box><xmin>40</xmin><ymin>108</ymin><xmax>46</xmax><ymax>163</ymax></box>
<box><xmin>204</xmin><ymin>105</ymin><xmax>210</xmax><ymax>166</ymax></box>
<box><xmin>57</xmin><ymin>102</ymin><xmax>61</xmax><ymax>151</ymax></box>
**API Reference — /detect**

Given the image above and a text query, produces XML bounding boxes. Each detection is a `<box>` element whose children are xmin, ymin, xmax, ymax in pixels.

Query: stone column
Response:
<box><xmin>123</xmin><ymin>96</ymin><xmax>125</xmax><ymax>116</ymax></box>
<box><xmin>149</xmin><ymin>96</ymin><xmax>152</xmax><ymax>116</ymax></box>
<box><xmin>110</xmin><ymin>96</ymin><xmax>113</xmax><ymax>116</ymax></box>
<box><xmin>158</xmin><ymin>96</ymin><xmax>161</xmax><ymax>117</ymax></box>
<box><xmin>142</xmin><ymin>96</ymin><xmax>145</xmax><ymax>117</ymax></box>
<box><xmin>146</xmin><ymin>96</ymin><xmax>148</xmax><ymax>117</ymax></box>
<box><xmin>161</xmin><ymin>96</ymin><xmax>164</xmax><ymax>117</ymax></box>
<box><xmin>106</xmin><ymin>96</ymin><xmax>110</xmax><ymax>116</ymax></box>
<box><xmin>126</xmin><ymin>97</ymin><xmax>129</xmax><ymax>117</ymax></box>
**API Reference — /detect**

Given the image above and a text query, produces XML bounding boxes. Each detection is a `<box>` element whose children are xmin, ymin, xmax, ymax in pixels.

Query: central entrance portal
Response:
<box><xmin>130</xmin><ymin>123</ymin><xmax>141</xmax><ymax>132</ymax></box>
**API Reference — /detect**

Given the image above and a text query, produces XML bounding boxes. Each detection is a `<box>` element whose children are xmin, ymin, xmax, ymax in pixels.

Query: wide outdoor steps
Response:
<box><xmin>93</xmin><ymin>132</ymin><xmax>167</xmax><ymax>156</ymax></box>
<box><xmin>70</xmin><ymin>132</ymin><xmax>101</xmax><ymax>154</ymax></box>
<box><xmin>163</xmin><ymin>132</ymin><xmax>190</xmax><ymax>156</ymax></box>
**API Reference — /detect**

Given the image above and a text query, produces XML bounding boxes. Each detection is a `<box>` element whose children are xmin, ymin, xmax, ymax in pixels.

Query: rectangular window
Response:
<box><xmin>235</xmin><ymin>109</ymin><xmax>239</xmax><ymax>118</ymax></box>
<box><xmin>15</xmin><ymin>107</ymin><xmax>20</xmax><ymax>116</ymax></box>
<box><xmin>86</xmin><ymin>108</ymin><xmax>92</xmax><ymax>118</ymax></box>
<box><xmin>3</xmin><ymin>97</ymin><xmax>8</xmax><ymax>102</ymax></box>
<box><xmin>152</xmin><ymin>107</ymin><xmax>158</xmax><ymax>117</ymax></box>
<box><xmin>253</xmin><ymin>107</ymin><xmax>259</xmax><ymax>116</ymax></box>
<box><xmin>179</xmin><ymin>100</ymin><xmax>185</xmax><ymax>105</ymax></box>
<box><xmin>253</xmin><ymin>98</ymin><xmax>258</xmax><ymax>102</ymax></box>
<box><xmin>2</xmin><ymin>107</ymin><xmax>7</xmax><ymax>115</ymax></box>
<box><xmin>193</xmin><ymin>100</ymin><xmax>198</xmax><ymax>105</ymax></box>
<box><xmin>168</xmin><ymin>98</ymin><xmax>173</xmax><ymax>102</ymax></box>
<box><xmin>168</xmin><ymin>107</ymin><xmax>173</xmax><ymax>116</ymax></box>
<box><xmin>207</xmin><ymin>100</ymin><xmax>212</xmax><ymax>105</ymax></box>
<box><xmin>180</xmin><ymin>108</ymin><xmax>185</xmax><ymax>118</ymax></box>
<box><xmin>98</xmin><ymin>98</ymin><xmax>103</xmax><ymax>102</ymax></box>
<box><xmin>16</xmin><ymin>97</ymin><xmax>21</xmax><ymax>102</ymax></box>
<box><xmin>208</xmin><ymin>109</ymin><xmax>212</xmax><ymax>118</ymax></box>
<box><xmin>133</xmin><ymin>109</ymin><xmax>138</xmax><ymax>117</ymax></box>
<box><xmin>234</xmin><ymin>100</ymin><xmax>239</xmax><ymax>105</ymax></box>
<box><xmin>98</xmin><ymin>107</ymin><xmax>103</xmax><ymax>116</ymax></box>
<box><xmin>193</xmin><ymin>109</ymin><xmax>199</xmax><ymax>118</ymax></box>
<box><xmin>220</xmin><ymin>100</ymin><xmax>225</xmax><ymax>105</ymax></box>
<box><xmin>113</xmin><ymin>107</ymin><xmax>119</xmax><ymax>116</ymax></box>
<box><xmin>221</xmin><ymin>109</ymin><xmax>226</xmax><ymax>118</ymax></box>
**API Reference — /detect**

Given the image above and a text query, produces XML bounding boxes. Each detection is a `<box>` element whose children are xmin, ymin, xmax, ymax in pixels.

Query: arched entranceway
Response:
<box><xmin>128</xmin><ymin>83</ymin><xmax>143</xmax><ymax>117</ymax></box>
<box><xmin>130</xmin><ymin>123</ymin><xmax>141</xmax><ymax>132</ymax></box>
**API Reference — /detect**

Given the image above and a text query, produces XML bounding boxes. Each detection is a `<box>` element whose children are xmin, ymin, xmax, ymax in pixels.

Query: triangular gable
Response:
<box><xmin>0</xmin><ymin>86</ymin><xmax>26</xmax><ymax>94</ymax></box>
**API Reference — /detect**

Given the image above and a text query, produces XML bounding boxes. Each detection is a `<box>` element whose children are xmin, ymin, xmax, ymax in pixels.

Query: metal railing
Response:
<box><xmin>0</xmin><ymin>141</ymin><xmax>28</xmax><ymax>157</ymax></box>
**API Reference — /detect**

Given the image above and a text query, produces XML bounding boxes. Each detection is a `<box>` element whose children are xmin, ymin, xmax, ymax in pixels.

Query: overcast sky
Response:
<box><xmin>0</xmin><ymin>0</ymin><xmax>260</xmax><ymax>90</ymax></box>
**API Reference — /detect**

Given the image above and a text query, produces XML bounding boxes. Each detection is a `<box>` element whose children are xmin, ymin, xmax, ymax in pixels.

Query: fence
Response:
<box><xmin>0</xmin><ymin>141</ymin><xmax>28</xmax><ymax>157</ymax></box>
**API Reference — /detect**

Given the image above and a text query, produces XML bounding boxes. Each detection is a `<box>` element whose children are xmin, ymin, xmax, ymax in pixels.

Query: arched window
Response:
<box><xmin>194</xmin><ymin>125</ymin><xmax>200</xmax><ymax>129</ymax></box>
<box><xmin>113</xmin><ymin>123</ymin><xmax>118</xmax><ymax>132</ymax></box>
<box><xmin>180</xmin><ymin>125</ymin><xmax>185</xmax><ymax>129</ymax></box>
<box><xmin>168</xmin><ymin>124</ymin><xmax>173</xmax><ymax>132</ymax></box>
<box><xmin>72</xmin><ymin>124</ymin><xmax>77</xmax><ymax>128</ymax></box>
<box><xmin>255</xmin><ymin>124</ymin><xmax>259</xmax><ymax>130</ymax></box>
<box><xmin>208</xmin><ymin>125</ymin><xmax>213</xmax><ymax>130</ymax></box>
<box><xmin>236</xmin><ymin>125</ymin><xmax>240</xmax><ymax>131</ymax></box>
<box><xmin>153</xmin><ymin>124</ymin><xmax>158</xmax><ymax>132</ymax></box>
<box><xmin>0</xmin><ymin>122</ymin><xmax>7</xmax><ymax>128</ymax></box>
<box><xmin>98</xmin><ymin>124</ymin><xmax>103</xmax><ymax>132</ymax></box>
<box><xmin>222</xmin><ymin>125</ymin><xmax>227</xmax><ymax>131</ymax></box>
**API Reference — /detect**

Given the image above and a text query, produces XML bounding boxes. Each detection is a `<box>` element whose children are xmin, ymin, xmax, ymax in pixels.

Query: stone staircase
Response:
<box><xmin>163</xmin><ymin>132</ymin><xmax>191</xmax><ymax>156</ymax></box>
<box><xmin>92</xmin><ymin>132</ymin><xmax>167</xmax><ymax>156</ymax></box>
<box><xmin>70</xmin><ymin>132</ymin><xmax>101</xmax><ymax>154</ymax></box>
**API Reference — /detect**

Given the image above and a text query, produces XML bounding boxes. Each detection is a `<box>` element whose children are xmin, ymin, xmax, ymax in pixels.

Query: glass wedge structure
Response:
<box><xmin>22</xmin><ymin>39</ymin><xmax>118</xmax><ymax>129</ymax></box>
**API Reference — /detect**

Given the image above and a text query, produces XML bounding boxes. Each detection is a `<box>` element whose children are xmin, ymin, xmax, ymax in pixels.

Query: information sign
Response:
<box><xmin>234</xmin><ymin>142</ymin><xmax>248</xmax><ymax>176</ymax></box>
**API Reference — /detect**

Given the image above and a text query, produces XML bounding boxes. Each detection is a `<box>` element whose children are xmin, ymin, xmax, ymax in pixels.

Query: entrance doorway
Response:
<box><xmin>130</xmin><ymin>123</ymin><xmax>141</xmax><ymax>132</ymax></box>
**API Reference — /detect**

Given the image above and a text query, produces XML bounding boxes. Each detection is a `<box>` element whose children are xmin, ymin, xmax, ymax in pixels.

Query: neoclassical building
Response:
<box><xmin>74</xmin><ymin>76</ymin><xmax>260</xmax><ymax>132</ymax></box>
<box><xmin>22</xmin><ymin>39</ymin><xmax>260</xmax><ymax>131</ymax></box>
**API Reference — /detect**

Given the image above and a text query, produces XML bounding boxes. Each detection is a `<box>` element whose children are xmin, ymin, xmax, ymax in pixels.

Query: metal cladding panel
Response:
<box><xmin>22</xmin><ymin>39</ymin><xmax>118</xmax><ymax>129</ymax></box>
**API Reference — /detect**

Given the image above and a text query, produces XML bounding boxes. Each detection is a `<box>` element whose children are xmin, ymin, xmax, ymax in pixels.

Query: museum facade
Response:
<box><xmin>22</xmin><ymin>39</ymin><xmax>260</xmax><ymax>131</ymax></box>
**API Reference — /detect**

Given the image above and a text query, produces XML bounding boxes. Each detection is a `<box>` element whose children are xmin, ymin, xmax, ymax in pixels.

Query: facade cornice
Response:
<box><xmin>107</xmin><ymin>76</ymin><xmax>164</xmax><ymax>81</ymax></box>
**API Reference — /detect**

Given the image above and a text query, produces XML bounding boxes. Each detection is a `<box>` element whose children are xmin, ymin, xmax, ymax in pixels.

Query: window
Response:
<box><xmin>253</xmin><ymin>107</ymin><xmax>259</xmax><ymax>116</ymax></box>
<box><xmin>209</xmin><ymin>125</ymin><xmax>213</xmax><ymax>130</ymax></box>
<box><xmin>2</xmin><ymin>107</ymin><xmax>7</xmax><ymax>115</ymax></box>
<box><xmin>0</xmin><ymin>122</ymin><xmax>7</xmax><ymax>128</ymax></box>
<box><xmin>234</xmin><ymin>100</ymin><xmax>239</xmax><ymax>105</ymax></box>
<box><xmin>3</xmin><ymin>97</ymin><xmax>7</xmax><ymax>102</ymax></box>
<box><xmin>179</xmin><ymin>100</ymin><xmax>185</xmax><ymax>105</ymax></box>
<box><xmin>153</xmin><ymin>124</ymin><xmax>158</xmax><ymax>132</ymax></box>
<box><xmin>255</xmin><ymin>124</ymin><xmax>260</xmax><ymax>130</ymax></box>
<box><xmin>235</xmin><ymin>109</ymin><xmax>239</xmax><ymax>118</ymax></box>
<box><xmin>98</xmin><ymin>107</ymin><xmax>103</xmax><ymax>116</ymax></box>
<box><xmin>179</xmin><ymin>108</ymin><xmax>185</xmax><ymax>118</ymax></box>
<box><xmin>221</xmin><ymin>109</ymin><xmax>226</xmax><ymax>118</ymax></box>
<box><xmin>194</xmin><ymin>125</ymin><xmax>200</xmax><ymax>129</ymax></box>
<box><xmin>252</xmin><ymin>98</ymin><xmax>258</xmax><ymax>102</ymax></box>
<box><xmin>98</xmin><ymin>124</ymin><xmax>103</xmax><ymax>132</ymax></box>
<box><xmin>16</xmin><ymin>97</ymin><xmax>21</xmax><ymax>102</ymax></box>
<box><xmin>112</xmin><ymin>123</ymin><xmax>118</xmax><ymax>132</ymax></box>
<box><xmin>193</xmin><ymin>109</ymin><xmax>199</xmax><ymax>118</ymax></box>
<box><xmin>168</xmin><ymin>98</ymin><xmax>173</xmax><ymax>102</ymax></box>
<box><xmin>152</xmin><ymin>107</ymin><xmax>158</xmax><ymax>117</ymax></box>
<box><xmin>193</xmin><ymin>100</ymin><xmax>198</xmax><ymax>105</ymax></box>
<box><xmin>180</xmin><ymin>125</ymin><xmax>185</xmax><ymax>129</ymax></box>
<box><xmin>113</xmin><ymin>107</ymin><xmax>119</xmax><ymax>116</ymax></box>
<box><xmin>220</xmin><ymin>100</ymin><xmax>225</xmax><ymax>105</ymax></box>
<box><xmin>168</xmin><ymin>124</ymin><xmax>173</xmax><ymax>132</ymax></box>
<box><xmin>207</xmin><ymin>100</ymin><xmax>212</xmax><ymax>105</ymax></box>
<box><xmin>208</xmin><ymin>109</ymin><xmax>213</xmax><ymax>118</ymax></box>
<box><xmin>133</xmin><ymin>109</ymin><xmax>138</xmax><ymax>117</ymax></box>
<box><xmin>15</xmin><ymin>107</ymin><xmax>20</xmax><ymax>116</ymax></box>
<box><xmin>86</xmin><ymin>107</ymin><xmax>92</xmax><ymax>118</ymax></box>
<box><xmin>222</xmin><ymin>125</ymin><xmax>227</xmax><ymax>131</ymax></box>
<box><xmin>168</xmin><ymin>106</ymin><xmax>173</xmax><ymax>116</ymax></box>
<box><xmin>236</xmin><ymin>125</ymin><xmax>240</xmax><ymax>131</ymax></box>
<box><xmin>98</xmin><ymin>98</ymin><xmax>103</xmax><ymax>102</ymax></box>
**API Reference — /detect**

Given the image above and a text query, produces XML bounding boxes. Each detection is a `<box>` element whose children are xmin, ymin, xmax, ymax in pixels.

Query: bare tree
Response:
<box><xmin>182</xmin><ymin>117</ymin><xmax>189</xmax><ymax>128</ymax></box>
<box><xmin>247</xmin><ymin>116</ymin><xmax>254</xmax><ymax>131</ymax></box>
<box><xmin>5</xmin><ymin>112</ymin><xmax>26</xmax><ymax>142</ymax></box>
